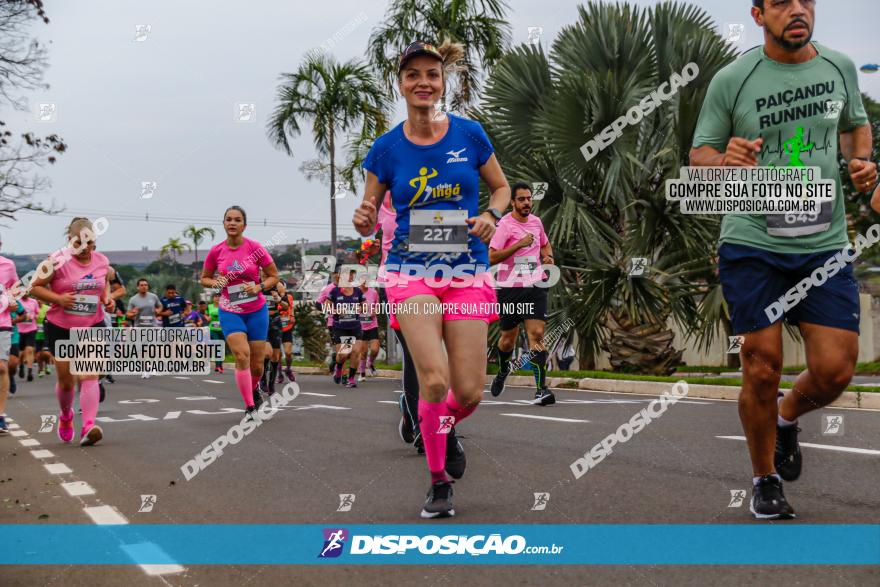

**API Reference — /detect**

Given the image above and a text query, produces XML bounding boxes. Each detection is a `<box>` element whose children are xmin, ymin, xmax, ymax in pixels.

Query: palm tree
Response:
<box><xmin>475</xmin><ymin>1</ymin><xmax>737</xmax><ymax>374</ymax></box>
<box><xmin>267</xmin><ymin>54</ymin><xmax>390</xmax><ymax>254</ymax></box>
<box><xmin>160</xmin><ymin>237</ymin><xmax>191</xmax><ymax>268</ymax></box>
<box><xmin>368</xmin><ymin>0</ymin><xmax>511</xmax><ymax>111</ymax></box>
<box><xmin>181</xmin><ymin>225</ymin><xmax>215</xmax><ymax>265</ymax></box>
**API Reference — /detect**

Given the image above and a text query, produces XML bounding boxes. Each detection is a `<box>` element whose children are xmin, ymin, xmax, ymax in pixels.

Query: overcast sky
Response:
<box><xmin>2</xmin><ymin>0</ymin><xmax>878</xmax><ymax>255</ymax></box>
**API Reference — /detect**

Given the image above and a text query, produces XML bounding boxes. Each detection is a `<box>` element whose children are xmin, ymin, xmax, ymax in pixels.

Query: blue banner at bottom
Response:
<box><xmin>3</xmin><ymin>525</ymin><xmax>879</xmax><ymax>565</ymax></box>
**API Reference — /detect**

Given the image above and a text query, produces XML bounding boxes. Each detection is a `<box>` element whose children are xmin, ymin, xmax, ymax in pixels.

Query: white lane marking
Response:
<box><xmin>10</xmin><ymin>430</ymin><xmax>27</xmax><ymax>437</ymax></box>
<box><xmin>140</xmin><ymin>563</ymin><xmax>186</xmax><ymax>576</ymax></box>
<box><xmin>84</xmin><ymin>504</ymin><xmax>128</xmax><ymax>524</ymax></box>
<box><xmin>163</xmin><ymin>411</ymin><xmax>182</xmax><ymax>420</ymax></box>
<box><xmin>304</xmin><ymin>404</ymin><xmax>350</xmax><ymax>411</ymax></box>
<box><xmin>377</xmin><ymin>400</ymin><xmax>399</xmax><ymax>405</ymax></box>
<box><xmin>31</xmin><ymin>449</ymin><xmax>55</xmax><ymax>458</ymax></box>
<box><xmin>300</xmin><ymin>391</ymin><xmax>335</xmax><ymax>397</ymax></box>
<box><xmin>202</xmin><ymin>379</ymin><xmax>225</xmax><ymax>384</ymax></box>
<box><xmin>118</xmin><ymin>399</ymin><xmax>160</xmax><ymax>404</ymax></box>
<box><xmin>717</xmin><ymin>435</ymin><xmax>880</xmax><ymax>455</ymax></box>
<box><xmin>61</xmin><ymin>481</ymin><xmax>96</xmax><ymax>496</ymax></box>
<box><xmin>393</xmin><ymin>390</ymin><xmax>403</xmax><ymax>394</ymax></box>
<box><xmin>19</xmin><ymin>438</ymin><xmax>40</xmax><ymax>447</ymax></box>
<box><xmin>45</xmin><ymin>463</ymin><xmax>72</xmax><ymax>475</ymax></box>
<box><xmin>120</xmin><ymin>543</ymin><xmax>185</xmax><ymax>575</ymax></box>
<box><xmin>7</xmin><ymin>423</ymin><xmax>20</xmax><ymax>429</ymax></box>
<box><xmin>173</xmin><ymin>376</ymin><xmax>190</xmax><ymax>380</ymax></box>
<box><xmin>5</xmin><ymin>417</ymin><xmax>13</xmax><ymax>422</ymax></box>
<box><xmin>500</xmin><ymin>413</ymin><xmax>589</xmax><ymax>423</ymax></box>
<box><xmin>176</xmin><ymin>396</ymin><xmax>216</xmax><ymax>401</ymax></box>
<box><xmin>480</xmin><ymin>400</ymin><xmax>535</xmax><ymax>406</ymax></box>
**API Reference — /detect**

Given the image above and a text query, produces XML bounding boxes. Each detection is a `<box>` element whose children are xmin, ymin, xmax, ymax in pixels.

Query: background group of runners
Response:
<box><xmin>1</xmin><ymin>0</ymin><xmax>879</xmax><ymax>522</ymax></box>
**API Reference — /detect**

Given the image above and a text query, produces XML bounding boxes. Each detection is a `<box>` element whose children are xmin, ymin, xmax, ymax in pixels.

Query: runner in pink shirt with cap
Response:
<box><xmin>30</xmin><ymin>218</ymin><xmax>115</xmax><ymax>446</ymax></box>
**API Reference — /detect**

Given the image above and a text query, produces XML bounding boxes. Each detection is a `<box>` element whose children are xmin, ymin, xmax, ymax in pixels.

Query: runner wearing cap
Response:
<box><xmin>354</xmin><ymin>40</ymin><xmax>511</xmax><ymax>518</ymax></box>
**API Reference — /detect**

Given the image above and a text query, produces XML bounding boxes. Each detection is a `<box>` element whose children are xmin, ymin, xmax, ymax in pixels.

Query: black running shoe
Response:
<box><xmin>491</xmin><ymin>371</ymin><xmax>508</xmax><ymax>397</ymax></box>
<box><xmin>398</xmin><ymin>394</ymin><xmax>415</xmax><ymax>444</ymax></box>
<box><xmin>18</xmin><ymin>363</ymin><xmax>24</xmax><ymax>379</ymax></box>
<box><xmin>445</xmin><ymin>429</ymin><xmax>466</xmax><ymax>479</ymax></box>
<box><xmin>775</xmin><ymin>424</ymin><xmax>802</xmax><ymax>482</ymax></box>
<box><xmin>421</xmin><ymin>481</ymin><xmax>454</xmax><ymax>519</ymax></box>
<box><xmin>414</xmin><ymin>432</ymin><xmax>425</xmax><ymax>455</ymax></box>
<box><xmin>533</xmin><ymin>387</ymin><xmax>556</xmax><ymax>406</ymax></box>
<box><xmin>253</xmin><ymin>389</ymin><xmax>264</xmax><ymax>411</ymax></box>
<box><xmin>245</xmin><ymin>405</ymin><xmax>258</xmax><ymax>421</ymax></box>
<box><xmin>750</xmin><ymin>475</ymin><xmax>796</xmax><ymax>520</ymax></box>
<box><xmin>104</xmin><ymin>374</ymin><xmax>114</xmax><ymax>384</ymax></box>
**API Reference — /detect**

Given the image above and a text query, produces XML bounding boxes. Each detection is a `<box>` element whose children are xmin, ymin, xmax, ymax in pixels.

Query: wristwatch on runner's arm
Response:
<box><xmin>485</xmin><ymin>207</ymin><xmax>503</xmax><ymax>224</ymax></box>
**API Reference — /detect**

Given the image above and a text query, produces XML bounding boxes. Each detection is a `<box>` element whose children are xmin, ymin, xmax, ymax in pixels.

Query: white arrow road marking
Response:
<box><xmin>187</xmin><ymin>408</ymin><xmax>245</xmax><ymax>415</ymax></box>
<box><xmin>716</xmin><ymin>436</ymin><xmax>880</xmax><ymax>455</ymax></box>
<box><xmin>500</xmin><ymin>413</ymin><xmax>589</xmax><ymax>423</ymax></box>
<box><xmin>96</xmin><ymin>414</ymin><xmax>158</xmax><ymax>423</ymax></box>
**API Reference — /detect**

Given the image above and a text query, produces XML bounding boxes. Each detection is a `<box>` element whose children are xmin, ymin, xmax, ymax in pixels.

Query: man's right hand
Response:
<box><xmin>517</xmin><ymin>233</ymin><xmax>535</xmax><ymax>249</ymax></box>
<box><xmin>723</xmin><ymin>137</ymin><xmax>764</xmax><ymax>167</ymax></box>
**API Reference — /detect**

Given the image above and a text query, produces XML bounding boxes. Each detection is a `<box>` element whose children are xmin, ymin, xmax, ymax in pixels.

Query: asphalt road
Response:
<box><xmin>2</xmin><ymin>370</ymin><xmax>879</xmax><ymax>586</ymax></box>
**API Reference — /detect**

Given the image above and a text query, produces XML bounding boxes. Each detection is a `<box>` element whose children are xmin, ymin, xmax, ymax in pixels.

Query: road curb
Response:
<box><xmin>287</xmin><ymin>366</ymin><xmax>878</xmax><ymax>410</ymax></box>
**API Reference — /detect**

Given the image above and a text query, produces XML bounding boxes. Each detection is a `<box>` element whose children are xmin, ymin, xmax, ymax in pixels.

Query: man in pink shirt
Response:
<box><xmin>0</xmin><ymin>243</ymin><xmax>20</xmax><ymax>433</ymax></box>
<box><xmin>488</xmin><ymin>182</ymin><xmax>556</xmax><ymax>406</ymax></box>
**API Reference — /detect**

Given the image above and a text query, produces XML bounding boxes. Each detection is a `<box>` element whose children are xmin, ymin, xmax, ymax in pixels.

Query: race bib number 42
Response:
<box><xmin>65</xmin><ymin>294</ymin><xmax>99</xmax><ymax>316</ymax></box>
<box><xmin>227</xmin><ymin>283</ymin><xmax>257</xmax><ymax>306</ymax></box>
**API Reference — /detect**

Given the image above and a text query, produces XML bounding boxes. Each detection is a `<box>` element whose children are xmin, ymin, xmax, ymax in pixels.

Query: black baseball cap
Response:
<box><xmin>397</xmin><ymin>41</ymin><xmax>443</xmax><ymax>74</ymax></box>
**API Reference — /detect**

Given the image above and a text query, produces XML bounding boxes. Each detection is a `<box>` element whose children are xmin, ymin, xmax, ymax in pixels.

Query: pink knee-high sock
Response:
<box><xmin>446</xmin><ymin>390</ymin><xmax>477</xmax><ymax>423</ymax></box>
<box><xmin>418</xmin><ymin>400</ymin><xmax>450</xmax><ymax>484</ymax></box>
<box><xmin>55</xmin><ymin>383</ymin><xmax>74</xmax><ymax>416</ymax></box>
<box><xmin>234</xmin><ymin>369</ymin><xmax>255</xmax><ymax>407</ymax></box>
<box><xmin>79</xmin><ymin>380</ymin><xmax>100</xmax><ymax>430</ymax></box>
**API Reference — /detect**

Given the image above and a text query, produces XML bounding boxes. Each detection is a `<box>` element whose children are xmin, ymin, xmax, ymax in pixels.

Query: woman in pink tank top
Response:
<box><xmin>30</xmin><ymin>217</ymin><xmax>115</xmax><ymax>447</ymax></box>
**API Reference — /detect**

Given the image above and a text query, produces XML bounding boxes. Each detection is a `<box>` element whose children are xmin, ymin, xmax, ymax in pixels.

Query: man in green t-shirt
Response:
<box><xmin>690</xmin><ymin>0</ymin><xmax>877</xmax><ymax>520</ymax></box>
<box><xmin>207</xmin><ymin>293</ymin><xmax>225</xmax><ymax>373</ymax></box>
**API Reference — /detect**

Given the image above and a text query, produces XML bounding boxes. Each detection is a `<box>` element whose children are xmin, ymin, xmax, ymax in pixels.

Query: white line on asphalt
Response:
<box><xmin>83</xmin><ymin>508</ymin><xmax>184</xmax><ymax>575</ymax></box>
<box><xmin>176</xmin><ymin>396</ymin><xmax>216</xmax><ymax>401</ymax></box>
<box><xmin>481</xmin><ymin>400</ymin><xmax>536</xmax><ymax>406</ymax></box>
<box><xmin>500</xmin><ymin>413</ymin><xmax>589</xmax><ymax>423</ymax></box>
<box><xmin>19</xmin><ymin>438</ymin><xmax>40</xmax><ymax>447</ymax></box>
<box><xmin>45</xmin><ymin>463</ymin><xmax>72</xmax><ymax>475</ymax></box>
<box><xmin>173</xmin><ymin>376</ymin><xmax>190</xmax><ymax>380</ymax></box>
<box><xmin>7</xmin><ymin>423</ymin><xmax>20</xmax><ymax>429</ymax></box>
<box><xmin>61</xmin><ymin>481</ymin><xmax>96</xmax><ymax>496</ymax></box>
<box><xmin>716</xmin><ymin>435</ymin><xmax>880</xmax><ymax>455</ymax></box>
<box><xmin>30</xmin><ymin>449</ymin><xmax>55</xmax><ymax>458</ymax></box>
<box><xmin>9</xmin><ymin>430</ymin><xmax>27</xmax><ymax>437</ymax></box>
<box><xmin>202</xmin><ymin>379</ymin><xmax>224</xmax><ymax>384</ymax></box>
<box><xmin>377</xmin><ymin>400</ymin><xmax>399</xmax><ymax>404</ymax></box>
<box><xmin>163</xmin><ymin>411</ymin><xmax>181</xmax><ymax>420</ymax></box>
<box><xmin>84</xmin><ymin>504</ymin><xmax>128</xmax><ymax>524</ymax></box>
<box><xmin>300</xmin><ymin>391</ymin><xmax>335</xmax><ymax>397</ymax></box>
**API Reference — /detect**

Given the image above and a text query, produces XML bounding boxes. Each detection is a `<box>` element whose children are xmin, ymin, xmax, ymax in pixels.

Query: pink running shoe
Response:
<box><xmin>58</xmin><ymin>410</ymin><xmax>75</xmax><ymax>443</ymax></box>
<box><xmin>79</xmin><ymin>425</ymin><xmax>103</xmax><ymax>447</ymax></box>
